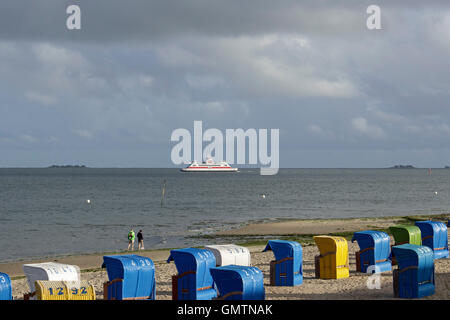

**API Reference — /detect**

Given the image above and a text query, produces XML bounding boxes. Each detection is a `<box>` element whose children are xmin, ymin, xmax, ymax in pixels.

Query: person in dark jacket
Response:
<box><xmin>137</xmin><ymin>230</ymin><xmax>144</xmax><ymax>250</ymax></box>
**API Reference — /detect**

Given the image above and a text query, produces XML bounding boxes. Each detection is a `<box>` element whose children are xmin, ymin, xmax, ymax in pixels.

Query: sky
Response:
<box><xmin>1</xmin><ymin>1</ymin><xmax>450</xmax><ymax>168</ymax></box>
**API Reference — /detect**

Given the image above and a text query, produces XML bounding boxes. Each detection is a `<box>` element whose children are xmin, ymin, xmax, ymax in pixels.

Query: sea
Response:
<box><xmin>0</xmin><ymin>168</ymin><xmax>449</xmax><ymax>263</ymax></box>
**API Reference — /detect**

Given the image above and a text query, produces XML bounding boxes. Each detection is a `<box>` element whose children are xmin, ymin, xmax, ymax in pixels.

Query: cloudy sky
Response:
<box><xmin>1</xmin><ymin>1</ymin><xmax>450</xmax><ymax>168</ymax></box>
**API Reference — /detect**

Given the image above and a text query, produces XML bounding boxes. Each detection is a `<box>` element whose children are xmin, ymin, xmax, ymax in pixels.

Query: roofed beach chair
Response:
<box><xmin>263</xmin><ymin>240</ymin><xmax>303</xmax><ymax>286</ymax></box>
<box><xmin>22</xmin><ymin>262</ymin><xmax>80</xmax><ymax>300</ymax></box>
<box><xmin>351</xmin><ymin>231</ymin><xmax>392</xmax><ymax>273</ymax></box>
<box><xmin>389</xmin><ymin>225</ymin><xmax>422</xmax><ymax>265</ymax></box>
<box><xmin>415</xmin><ymin>221</ymin><xmax>449</xmax><ymax>259</ymax></box>
<box><xmin>103</xmin><ymin>254</ymin><xmax>156</xmax><ymax>300</ymax></box>
<box><xmin>167</xmin><ymin>248</ymin><xmax>217</xmax><ymax>300</ymax></box>
<box><xmin>313</xmin><ymin>236</ymin><xmax>349</xmax><ymax>279</ymax></box>
<box><xmin>205</xmin><ymin>244</ymin><xmax>251</xmax><ymax>267</ymax></box>
<box><xmin>389</xmin><ymin>225</ymin><xmax>422</xmax><ymax>246</ymax></box>
<box><xmin>0</xmin><ymin>272</ymin><xmax>12</xmax><ymax>300</ymax></box>
<box><xmin>392</xmin><ymin>244</ymin><xmax>435</xmax><ymax>298</ymax></box>
<box><xmin>210</xmin><ymin>265</ymin><xmax>265</xmax><ymax>300</ymax></box>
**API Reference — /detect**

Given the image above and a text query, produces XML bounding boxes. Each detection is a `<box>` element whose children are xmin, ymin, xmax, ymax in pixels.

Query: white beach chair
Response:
<box><xmin>22</xmin><ymin>262</ymin><xmax>80</xmax><ymax>300</ymax></box>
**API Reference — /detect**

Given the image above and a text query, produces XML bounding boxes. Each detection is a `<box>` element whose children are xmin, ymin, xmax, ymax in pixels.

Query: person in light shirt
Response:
<box><xmin>127</xmin><ymin>229</ymin><xmax>135</xmax><ymax>251</ymax></box>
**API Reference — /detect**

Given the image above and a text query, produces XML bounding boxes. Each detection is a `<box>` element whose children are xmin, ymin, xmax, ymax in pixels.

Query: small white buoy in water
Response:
<box><xmin>86</xmin><ymin>199</ymin><xmax>91</xmax><ymax>204</ymax></box>
<box><xmin>261</xmin><ymin>194</ymin><xmax>266</xmax><ymax>198</ymax></box>
<box><xmin>434</xmin><ymin>191</ymin><xmax>438</xmax><ymax>195</ymax></box>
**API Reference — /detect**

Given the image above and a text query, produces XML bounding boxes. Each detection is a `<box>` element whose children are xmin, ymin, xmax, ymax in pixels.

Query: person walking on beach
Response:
<box><xmin>137</xmin><ymin>230</ymin><xmax>144</xmax><ymax>250</ymax></box>
<box><xmin>127</xmin><ymin>229</ymin><xmax>135</xmax><ymax>251</ymax></box>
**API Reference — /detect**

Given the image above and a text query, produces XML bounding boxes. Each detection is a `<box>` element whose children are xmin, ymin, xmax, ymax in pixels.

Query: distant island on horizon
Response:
<box><xmin>1</xmin><ymin>165</ymin><xmax>447</xmax><ymax>169</ymax></box>
<box><xmin>48</xmin><ymin>165</ymin><xmax>87</xmax><ymax>168</ymax></box>
<box><xmin>388</xmin><ymin>165</ymin><xmax>416</xmax><ymax>169</ymax></box>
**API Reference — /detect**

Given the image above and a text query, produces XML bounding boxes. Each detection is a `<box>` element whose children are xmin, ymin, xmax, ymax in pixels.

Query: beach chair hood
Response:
<box><xmin>263</xmin><ymin>240</ymin><xmax>302</xmax><ymax>262</ymax></box>
<box><xmin>205</xmin><ymin>244</ymin><xmax>251</xmax><ymax>266</ymax></box>
<box><xmin>210</xmin><ymin>265</ymin><xmax>265</xmax><ymax>300</ymax></box>
<box><xmin>389</xmin><ymin>225</ymin><xmax>422</xmax><ymax>245</ymax></box>
<box><xmin>313</xmin><ymin>236</ymin><xmax>348</xmax><ymax>264</ymax></box>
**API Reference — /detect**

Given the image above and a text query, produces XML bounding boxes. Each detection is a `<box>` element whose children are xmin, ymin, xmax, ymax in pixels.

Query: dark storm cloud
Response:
<box><xmin>3</xmin><ymin>0</ymin><xmax>445</xmax><ymax>42</ymax></box>
<box><xmin>1</xmin><ymin>1</ymin><xmax>450</xmax><ymax>167</ymax></box>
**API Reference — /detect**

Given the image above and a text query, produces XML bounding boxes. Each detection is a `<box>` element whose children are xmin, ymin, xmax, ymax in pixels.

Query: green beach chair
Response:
<box><xmin>389</xmin><ymin>225</ymin><xmax>422</xmax><ymax>265</ymax></box>
<box><xmin>389</xmin><ymin>225</ymin><xmax>422</xmax><ymax>246</ymax></box>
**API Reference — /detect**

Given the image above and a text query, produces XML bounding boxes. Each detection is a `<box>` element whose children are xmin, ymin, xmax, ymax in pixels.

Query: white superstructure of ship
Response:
<box><xmin>181</xmin><ymin>158</ymin><xmax>238</xmax><ymax>172</ymax></box>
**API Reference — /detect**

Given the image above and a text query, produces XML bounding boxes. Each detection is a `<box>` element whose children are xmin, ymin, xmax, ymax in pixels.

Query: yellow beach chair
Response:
<box><xmin>313</xmin><ymin>236</ymin><xmax>350</xmax><ymax>279</ymax></box>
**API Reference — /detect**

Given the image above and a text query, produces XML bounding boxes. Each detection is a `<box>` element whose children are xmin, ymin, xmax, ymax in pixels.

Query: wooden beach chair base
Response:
<box><xmin>314</xmin><ymin>255</ymin><xmax>320</xmax><ymax>278</ymax></box>
<box><xmin>355</xmin><ymin>251</ymin><xmax>361</xmax><ymax>272</ymax></box>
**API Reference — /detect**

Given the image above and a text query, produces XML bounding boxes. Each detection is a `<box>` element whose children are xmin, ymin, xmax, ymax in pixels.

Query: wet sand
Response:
<box><xmin>217</xmin><ymin>216</ymin><xmax>415</xmax><ymax>236</ymax></box>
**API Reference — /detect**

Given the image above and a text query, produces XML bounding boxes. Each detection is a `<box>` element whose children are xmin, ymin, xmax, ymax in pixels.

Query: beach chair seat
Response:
<box><xmin>415</xmin><ymin>221</ymin><xmax>449</xmax><ymax>260</ymax></box>
<box><xmin>205</xmin><ymin>244</ymin><xmax>251</xmax><ymax>266</ymax></box>
<box><xmin>210</xmin><ymin>265</ymin><xmax>264</xmax><ymax>300</ymax></box>
<box><xmin>392</xmin><ymin>244</ymin><xmax>435</xmax><ymax>299</ymax></box>
<box><xmin>313</xmin><ymin>236</ymin><xmax>349</xmax><ymax>279</ymax></box>
<box><xmin>35</xmin><ymin>280</ymin><xmax>95</xmax><ymax>300</ymax></box>
<box><xmin>352</xmin><ymin>231</ymin><xmax>392</xmax><ymax>273</ymax></box>
<box><xmin>263</xmin><ymin>240</ymin><xmax>303</xmax><ymax>286</ymax></box>
<box><xmin>103</xmin><ymin>254</ymin><xmax>156</xmax><ymax>300</ymax></box>
<box><xmin>0</xmin><ymin>272</ymin><xmax>12</xmax><ymax>300</ymax></box>
<box><xmin>167</xmin><ymin>248</ymin><xmax>217</xmax><ymax>300</ymax></box>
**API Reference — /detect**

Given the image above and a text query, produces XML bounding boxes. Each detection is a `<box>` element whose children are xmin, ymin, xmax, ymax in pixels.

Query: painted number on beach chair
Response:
<box><xmin>0</xmin><ymin>276</ymin><xmax>5</xmax><ymax>283</ymax></box>
<box><xmin>71</xmin><ymin>287</ymin><xmax>87</xmax><ymax>295</ymax></box>
<box><xmin>48</xmin><ymin>287</ymin><xmax>64</xmax><ymax>295</ymax></box>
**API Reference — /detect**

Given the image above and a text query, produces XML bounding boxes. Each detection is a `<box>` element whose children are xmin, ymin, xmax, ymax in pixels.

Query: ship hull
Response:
<box><xmin>181</xmin><ymin>167</ymin><xmax>238</xmax><ymax>172</ymax></box>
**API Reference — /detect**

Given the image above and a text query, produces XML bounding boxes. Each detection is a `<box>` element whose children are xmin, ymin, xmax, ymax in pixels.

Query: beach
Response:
<box><xmin>2</xmin><ymin>215</ymin><xmax>449</xmax><ymax>300</ymax></box>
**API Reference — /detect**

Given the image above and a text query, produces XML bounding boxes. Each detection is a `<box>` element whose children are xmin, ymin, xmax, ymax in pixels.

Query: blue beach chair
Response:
<box><xmin>263</xmin><ymin>240</ymin><xmax>303</xmax><ymax>286</ymax></box>
<box><xmin>167</xmin><ymin>248</ymin><xmax>217</xmax><ymax>300</ymax></box>
<box><xmin>415</xmin><ymin>221</ymin><xmax>449</xmax><ymax>259</ymax></box>
<box><xmin>392</xmin><ymin>244</ymin><xmax>435</xmax><ymax>299</ymax></box>
<box><xmin>352</xmin><ymin>231</ymin><xmax>392</xmax><ymax>273</ymax></box>
<box><xmin>0</xmin><ymin>272</ymin><xmax>12</xmax><ymax>300</ymax></box>
<box><xmin>103</xmin><ymin>254</ymin><xmax>156</xmax><ymax>300</ymax></box>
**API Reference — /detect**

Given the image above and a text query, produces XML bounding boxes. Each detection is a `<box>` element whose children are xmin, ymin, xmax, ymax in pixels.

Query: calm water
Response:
<box><xmin>0</xmin><ymin>168</ymin><xmax>449</xmax><ymax>262</ymax></box>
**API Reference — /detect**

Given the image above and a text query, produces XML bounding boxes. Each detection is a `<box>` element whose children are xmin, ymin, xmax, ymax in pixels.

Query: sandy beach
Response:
<box><xmin>2</xmin><ymin>216</ymin><xmax>449</xmax><ymax>300</ymax></box>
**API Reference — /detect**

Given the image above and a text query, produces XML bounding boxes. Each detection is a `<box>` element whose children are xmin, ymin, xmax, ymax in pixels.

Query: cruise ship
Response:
<box><xmin>181</xmin><ymin>158</ymin><xmax>238</xmax><ymax>172</ymax></box>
